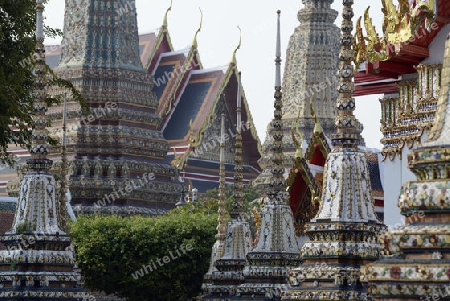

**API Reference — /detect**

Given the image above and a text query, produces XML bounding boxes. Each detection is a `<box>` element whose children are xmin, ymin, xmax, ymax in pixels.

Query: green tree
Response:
<box><xmin>200</xmin><ymin>184</ymin><xmax>260</xmax><ymax>240</ymax></box>
<box><xmin>69</xmin><ymin>207</ymin><xmax>217</xmax><ymax>301</ymax></box>
<box><xmin>200</xmin><ymin>184</ymin><xmax>259</xmax><ymax>209</ymax></box>
<box><xmin>0</xmin><ymin>0</ymin><xmax>84</xmax><ymax>166</ymax></box>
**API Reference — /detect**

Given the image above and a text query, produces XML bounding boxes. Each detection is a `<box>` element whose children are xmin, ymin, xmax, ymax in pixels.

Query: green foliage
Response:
<box><xmin>69</xmin><ymin>209</ymin><xmax>218</xmax><ymax>301</ymax></box>
<box><xmin>0</xmin><ymin>0</ymin><xmax>36</xmax><ymax>166</ymax></box>
<box><xmin>200</xmin><ymin>184</ymin><xmax>259</xmax><ymax>210</ymax></box>
<box><xmin>200</xmin><ymin>184</ymin><xmax>261</xmax><ymax>235</ymax></box>
<box><xmin>0</xmin><ymin>0</ymin><xmax>86</xmax><ymax>166</ymax></box>
<box><xmin>200</xmin><ymin>184</ymin><xmax>259</xmax><ymax>207</ymax></box>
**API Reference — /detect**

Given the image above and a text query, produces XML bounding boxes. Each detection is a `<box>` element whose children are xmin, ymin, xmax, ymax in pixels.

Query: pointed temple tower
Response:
<box><xmin>236</xmin><ymin>11</ymin><xmax>302</xmax><ymax>300</ymax></box>
<box><xmin>361</xmin><ymin>32</ymin><xmax>450</xmax><ymax>301</ymax></box>
<box><xmin>202</xmin><ymin>72</ymin><xmax>253</xmax><ymax>299</ymax></box>
<box><xmin>48</xmin><ymin>0</ymin><xmax>183</xmax><ymax>215</ymax></box>
<box><xmin>0</xmin><ymin>1</ymin><xmax>86</xmax><ymax>299</ymax></box>
<box><xmin>254</xmin><ymin>0</ymin><xmax>340</xmax><ymax>191</ymax></box>
<box><xmin>201</xmin><ymin>114</ymin><xmax>227</xmax><ymax>287</ymax></box>
<box><xmin>281</xmin><ymin>0</ymin><xmax>385</xmax><ymax>299</ymax></box>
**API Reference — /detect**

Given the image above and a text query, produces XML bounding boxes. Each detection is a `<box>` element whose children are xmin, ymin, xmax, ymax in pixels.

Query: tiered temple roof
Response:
<box><xmin>1</xmin><ymin>4</ymin><xmax>262</xmax><ymax>198</ymax></box>
<box><xmin>0</xmin><ymin>2</ymin><xmax>86</xmax><ymax>298</ymax></box>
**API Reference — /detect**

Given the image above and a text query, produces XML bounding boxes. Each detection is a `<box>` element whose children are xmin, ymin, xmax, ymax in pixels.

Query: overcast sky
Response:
<box><xmin>43</xmin><ymin>0</ymin><xmax>384</xmax><ymax>148</ymax></box>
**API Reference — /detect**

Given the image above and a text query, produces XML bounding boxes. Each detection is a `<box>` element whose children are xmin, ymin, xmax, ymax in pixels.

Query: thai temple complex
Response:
<box><xmin>1</xmin><ymin>3</ymin><xmax>262</xmax><ymax>199</ymax></box>
<box><xmin>0</xmin><ymin>0</ymin><xmax>450</xmax><ymax>300</ymax></box>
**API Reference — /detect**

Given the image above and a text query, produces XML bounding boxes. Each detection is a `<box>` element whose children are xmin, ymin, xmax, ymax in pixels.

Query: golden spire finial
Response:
<box><xmin>192</xmin><ymin>8</ymin><xmax>203</xmax><ymax>48</ymax></box>
<box><xmin>291</xmin><ymin>128</ymin><xmax>304</xmax><ymax>159</ymax></box>
<box><xmin>292</xmin><ymin>108</ymin><xmax>304</xmax><ymax>158</ymax></box>
<box><xmin>309</xmin><ymin>93</ymin><xmax>323</xmax><ymax>134</ymax></box>
<box><xmin>231</xmin><ymin>26</ymin><xmax>242</xmax><ymax>64</ymax></box>
<box><xmin>354</xmin><ymin>16</ymin><xmax>367</xmax><ymax>69</ymax></box>
<box><xmin>162</xmin><ymin>0</ymin><xmax>173</xmax><ymax>29</ymax></box>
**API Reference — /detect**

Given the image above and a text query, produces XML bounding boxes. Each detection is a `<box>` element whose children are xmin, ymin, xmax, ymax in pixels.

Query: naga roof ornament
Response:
<box><xmin>354</xmin><ymin>0</ymin><xmax>436</xmax><ymax>67</ymax></box>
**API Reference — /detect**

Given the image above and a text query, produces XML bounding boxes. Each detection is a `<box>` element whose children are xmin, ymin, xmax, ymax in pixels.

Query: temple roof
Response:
<box><xmin>354</xmin><ymin>0</ymin><xmax>450</xmax><ymax>96</ymax></box>
<box><xmin>158</xmin><ymin>59</ymin><xmax>261</xmax><ymax>170</ymax></box>
<box><xmin>43</xmin><ymin>28</ymin><xmax>262</xmax><ymax>173</ymax></box>
<box><xmin>163</xmin><ymin>68</ymin><xmax>225</xmax><ymax>141</ymax></box>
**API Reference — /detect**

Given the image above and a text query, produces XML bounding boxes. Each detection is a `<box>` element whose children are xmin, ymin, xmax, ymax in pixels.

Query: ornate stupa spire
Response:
<box><xmin>201</xmin><ymin>40</ymin><xmax>252</xmax><ymax>299</ymax></box>
<box><xmin>52</xmin><ymin>0</ymin><xmax>183</xmax><ymax>215</ymax></box>
<box><xmin>361</xmin><ymin>33</ymin><xmax>450</xmax><ymax>301</ymax></box>
<box><xmin>218</xmin><ymin>114</ymin><xmax>227</xmax><ymax>250</ymax></box>
<box><xmin>238</xmin><ymin>11</ymin><xmax>302</xmax><ymax>300</ymax></box>
<box><xmin>11</xmin><ymin>0</ymin><xmax>62</xmax><ymax>234</ymax></box>
<box><xmin>270</xmin><ymin>9</ymin><xmax>287</xmax><ymax>199</ymax></box>
<box><xmin>202</xmin><ymin>114</ymin><xmax>227</xmax><ymax>286</ymax></box>
<box><xmin>231</xmin><ymin>71</ymin><xmax>244</xmax><ymax>219</ymax></box>
<box><xmin>0</xmin><ymin>1</ymin><xmax>87</xmax><ymax>298</ymax></box>
<box><xmin>253</xmin><ymin>0</ymin><xmax>341</xmax><ymax>192</ymax></box>
<box><xmin>56</xmin><ymin>93</ymin><xmax>70</xmax><ymax>231</ymax></box>
<box><xmin>331</xmin><ymin>1</ymin><xmax>363</xmax><ymax>148</ymax></box>
<box><xmin>282</xmin><ymin>1</ymin><xmax>385</xmax><ymax>300</ymax></box>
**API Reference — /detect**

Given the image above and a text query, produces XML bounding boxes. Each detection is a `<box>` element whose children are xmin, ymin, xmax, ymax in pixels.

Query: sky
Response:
<box><xmin>43</xmin><ymin>0</ymin><xmax>385</xmax><ymax>149</ymax></box>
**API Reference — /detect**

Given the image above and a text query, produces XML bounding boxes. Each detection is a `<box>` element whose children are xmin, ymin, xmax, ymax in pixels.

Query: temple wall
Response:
<box><xmin>384</xmin><ymin>131</ymin><xmax>429</xmax><ymax>229</ymax></box>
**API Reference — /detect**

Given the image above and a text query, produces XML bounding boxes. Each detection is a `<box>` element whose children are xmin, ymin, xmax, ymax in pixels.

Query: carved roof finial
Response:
<box><xmin>192</xmin><ymin>8</ymin><xmax>203</xmax><ymax>48</ymax></box>
<box><xmin>309</xmin><ymin>94</ymin><xmax>323</xmax><ymax>134</ymax></box>
<box><xmin>293</xmin><ymin>108</ymin><xmax>304</xmax><ymax>159</ymax></box>
<box><xmin>162</xmin><ymin>0</ymin><xmax>173</xmax><ymax>29</ymax></box>
<box><xmin>231</xmin><ymin>26</ymin><xmax>242</xmax><ymax>65</ymax></box>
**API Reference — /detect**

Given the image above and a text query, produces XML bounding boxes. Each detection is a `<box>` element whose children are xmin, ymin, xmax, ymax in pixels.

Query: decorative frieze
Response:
<box><xmin>380</xmin><ymin>64</ymin><xmax>442</xmax><ymax>161</ymax></box>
